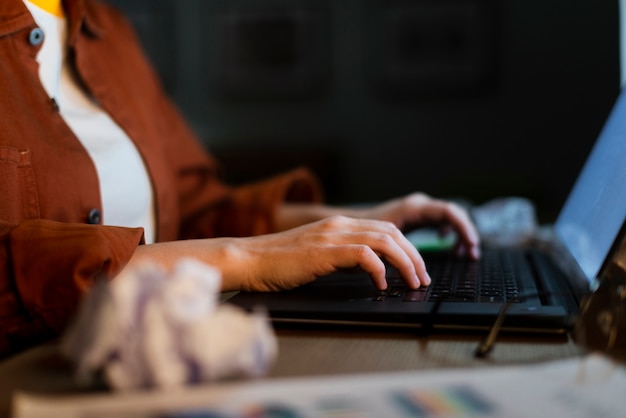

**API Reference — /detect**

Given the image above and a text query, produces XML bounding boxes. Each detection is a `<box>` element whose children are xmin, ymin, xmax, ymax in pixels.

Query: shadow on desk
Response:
<box><xmin>270</xmin><ymin>326</ymin><xmax>581</xmax><ymax>377</ymax></box>
<box><xmin>0</xmin><ymin>327</ymin><xmax>582</xmax><ymax>417</ymax></box>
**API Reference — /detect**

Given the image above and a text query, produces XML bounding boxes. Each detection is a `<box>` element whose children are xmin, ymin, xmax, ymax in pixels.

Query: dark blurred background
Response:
<box><xmin>106</xmin><ymin>0</ymin><xmax>620</xmax><ymax>222</ymax></box>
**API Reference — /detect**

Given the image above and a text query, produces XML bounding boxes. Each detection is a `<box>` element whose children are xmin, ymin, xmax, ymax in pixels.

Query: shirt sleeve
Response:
<box><xmin>0</xmin><ymin>219</ymin><xmax>143</xmax><ymax>357</ymax></box>
<box><xmin>177</xmin><ymin>165</ymin><xmax>324</xmax><ymax>240</ymax></box>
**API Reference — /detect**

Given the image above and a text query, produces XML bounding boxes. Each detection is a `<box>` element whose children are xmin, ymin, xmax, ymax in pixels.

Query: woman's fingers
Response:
<box><xmin>327</xmin><ymin>231</ymin><xmax>425</xmax><ymax>289</ymax></box>
<box><xmin>304</xmin><ymin>216</ymin><xmax>428</xmax><ymax>289</ymax></box>
<box><xmin>322</xmin><ymin>244</ymin><xmax>389</xmax><ymax>289</ymax></box>
<box><xmin>359</xmin><ymin>193</ymin><xmax>481</xmax><ymax>260</ymax></box>
<box><xmin>418</xmin><ymin>200</ymin><xmax>481</xmax><ymax>259</ymax></box>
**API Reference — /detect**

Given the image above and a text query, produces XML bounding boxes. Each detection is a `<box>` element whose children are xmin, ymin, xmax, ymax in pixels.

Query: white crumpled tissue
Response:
<box><xmin>62</xmin><ymin>258</ymin><xmax>277</xmax><ymax>391</ymax></box>
<box><xmin>471</xmin><ymin>197</ymin><xmax>538</xmax><ymax>246</ymax></box>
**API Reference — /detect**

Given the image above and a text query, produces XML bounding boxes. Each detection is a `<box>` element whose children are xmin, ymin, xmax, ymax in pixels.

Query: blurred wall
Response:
<box><xmin>106</xmin><ymin>0</ymin><xmax>620</xmax><ymax>221</ymax></box>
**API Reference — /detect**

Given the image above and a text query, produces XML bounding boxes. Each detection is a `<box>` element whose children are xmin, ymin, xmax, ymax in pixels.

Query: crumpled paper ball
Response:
<box><xmin>62</xmin><ymin>258</ymin><xmax>278</xmax><ymax>391</ymax></box>
<box><xmin>471</xmin><ymin>197</ymin><xmax>538</xmax><ymax>246</ymax></box>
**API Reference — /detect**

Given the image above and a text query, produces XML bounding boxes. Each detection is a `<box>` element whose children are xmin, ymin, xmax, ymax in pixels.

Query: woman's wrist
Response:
<box><xmin>124</xmin><ymin>238</ymin><xmax>253</xmax><ymax>292</ymax></box>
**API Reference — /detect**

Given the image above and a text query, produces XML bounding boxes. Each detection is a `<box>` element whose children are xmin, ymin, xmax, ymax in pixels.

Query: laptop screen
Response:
<box><xmin>555</xmin><ymin>89</ymin><xmax>626</xmax><ymax>282</ymax></box>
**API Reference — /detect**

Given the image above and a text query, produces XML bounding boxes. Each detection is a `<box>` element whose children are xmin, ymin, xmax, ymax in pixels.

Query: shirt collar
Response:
<box><xmin>0</xmin><ymin>0</ymin><xmax>103</xmax><ymax>41</ymax></box>
<box><xmin>64</xmin><ymin>0</ymin><xmax>104</xmax><ymax>46</ymax></box>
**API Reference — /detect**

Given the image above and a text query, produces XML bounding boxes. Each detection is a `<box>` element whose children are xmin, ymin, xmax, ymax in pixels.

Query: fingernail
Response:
<box><xmin>422</xmin><ymin>271</ymin><xmax>432</xmax><ymax>286</ymax></box>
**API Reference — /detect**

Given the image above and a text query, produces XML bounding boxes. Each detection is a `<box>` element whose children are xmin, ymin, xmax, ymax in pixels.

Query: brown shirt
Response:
<box><xmin>0</xmin><ymin>0</ymin><xmax>322</xmax><ymax>357</ymax></box>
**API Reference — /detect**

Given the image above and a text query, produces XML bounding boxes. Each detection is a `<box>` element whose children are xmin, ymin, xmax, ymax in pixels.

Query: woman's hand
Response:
<box><xmin>276</xmin><ymin>193</ymin><xmax>480</xmax><ymax>260</ymax></box>
<box><xmin>129</xmin><ymin>216</ymin><xmax>429</xmax><ymax>293</ymax></box>
<box><xmin>355</xmin><ymin>193</ymin><xmax>481</xmax><ymax>260</ymax></box>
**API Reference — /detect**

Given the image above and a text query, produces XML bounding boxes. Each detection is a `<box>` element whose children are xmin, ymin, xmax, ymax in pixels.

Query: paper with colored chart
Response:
<box><xmin>13</xmin><ymin>354</ymin><xmax>626</xmax><ymax>418</ymax></box>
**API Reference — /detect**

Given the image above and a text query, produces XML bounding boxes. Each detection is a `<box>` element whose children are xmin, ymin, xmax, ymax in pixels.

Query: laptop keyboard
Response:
<box><xmin>375</xmin><ymin>250</ymin><xmax>527</xmax><ymax>303</ymax></box>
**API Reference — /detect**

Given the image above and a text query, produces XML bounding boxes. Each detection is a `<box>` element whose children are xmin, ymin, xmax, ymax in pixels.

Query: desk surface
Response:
<box><xmin>270</xmin><ymin>327</ymin><xmax>581</xmax><ymax>377</ymax></box>
<box><xmin>0</xmin><ymin>325</ymin><xmax>583</xmax><ymax>417</ymax></box>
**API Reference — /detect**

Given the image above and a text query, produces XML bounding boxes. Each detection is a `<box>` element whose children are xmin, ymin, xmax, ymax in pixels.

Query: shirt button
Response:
<box><xmin>29</xmin><ymin>28</ymin><xmax>44</xmax><ymax>46</ymax></box>
<box><xmin>87</xmin><ymin>208</ymin><xmax>102</xmax><ymax>225</ymax></box>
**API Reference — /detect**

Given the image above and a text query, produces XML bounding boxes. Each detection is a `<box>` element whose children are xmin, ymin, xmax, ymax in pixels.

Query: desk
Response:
<box><xmin>270</xmin><ymin>328</ymin><xmax>581</xmax><ymax>377</ymax></box>
<box><xmin>0</xmin><ymin>324</ymin><xmax>583</xmax><ymax>417</ymax></box>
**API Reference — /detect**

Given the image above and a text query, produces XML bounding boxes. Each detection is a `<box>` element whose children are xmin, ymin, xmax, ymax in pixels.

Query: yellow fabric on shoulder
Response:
<box><xmin>26</xmin><ymin>0</ymin><xmax>64</xmax><ymax>18</ymax></box>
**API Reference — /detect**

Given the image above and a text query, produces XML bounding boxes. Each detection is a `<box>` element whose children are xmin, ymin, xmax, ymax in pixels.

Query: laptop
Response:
<box><xmin>228</xmin><ymin>88</ymin><xmax>626</xmax><ymax>334</ymax></box>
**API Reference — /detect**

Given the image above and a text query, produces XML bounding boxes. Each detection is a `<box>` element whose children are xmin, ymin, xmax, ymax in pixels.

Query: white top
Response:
<box><xmin>24</xmin><ymin>0</ymin><xmax>156</xmax><ymax>244</ymax></box>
